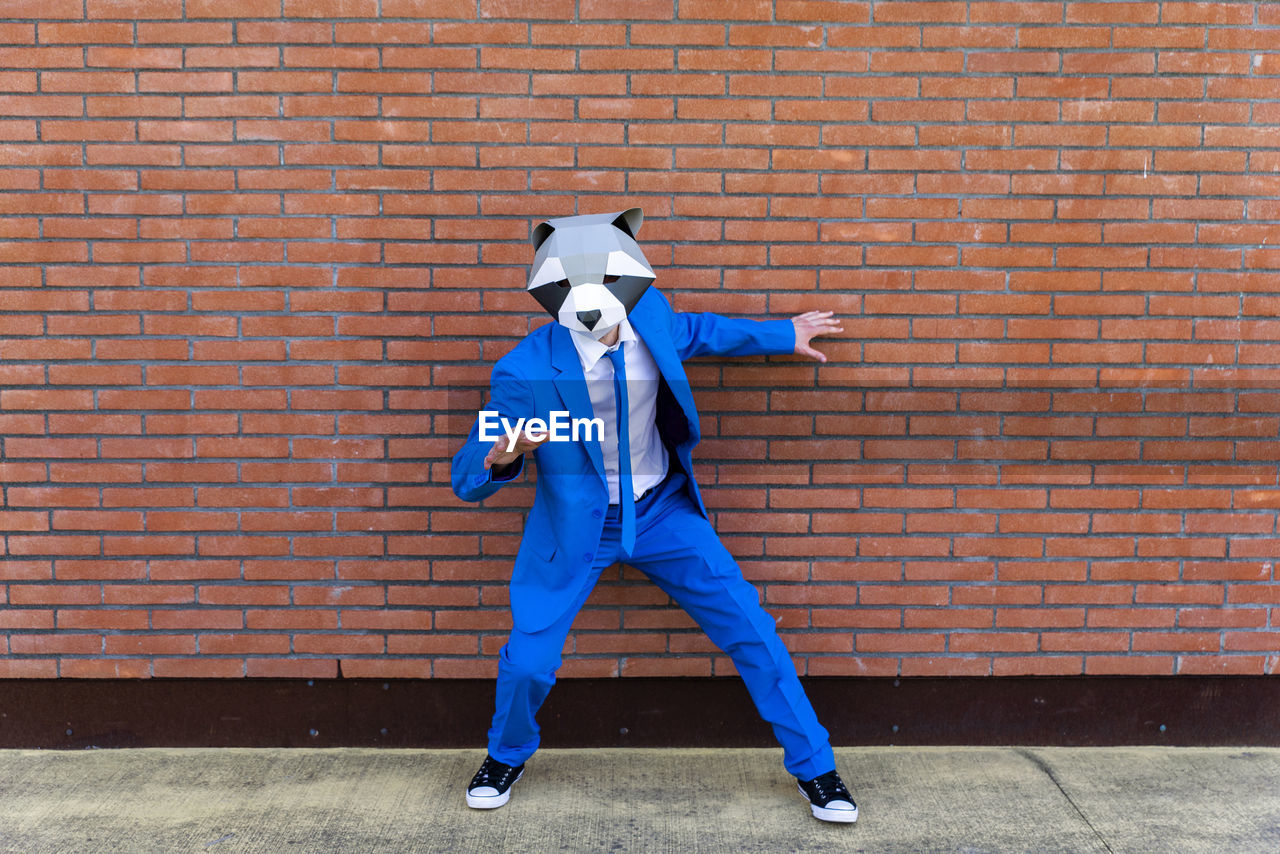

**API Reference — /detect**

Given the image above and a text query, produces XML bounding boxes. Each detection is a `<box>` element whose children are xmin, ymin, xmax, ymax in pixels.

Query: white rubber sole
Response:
<box><xmin>799</xmin><ymin>784</ymin><xmax>859</xmax><ymax>823</ymax></box>
<box><xmin>466</xmin><ymin>770</ymin><xmax>523</xmax><ymax>809</ymax></box>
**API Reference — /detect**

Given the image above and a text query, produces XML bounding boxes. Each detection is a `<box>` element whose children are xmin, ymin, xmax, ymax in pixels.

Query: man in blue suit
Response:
<box><xmin>451</xmin><ymin>209</ymin><xmax>857</xmax><ymax>823</ymax></box>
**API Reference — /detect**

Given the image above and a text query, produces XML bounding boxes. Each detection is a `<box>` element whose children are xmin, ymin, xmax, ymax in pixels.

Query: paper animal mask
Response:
<box><xmin>526</xmin><ymin>208</ymin><xmax>655</xmax><ymax>340</ymax></box>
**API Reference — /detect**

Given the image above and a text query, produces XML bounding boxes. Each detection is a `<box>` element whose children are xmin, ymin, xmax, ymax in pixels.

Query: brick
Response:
<box><xmin>1085</xmin><ymin>656</ymin><xmax>1175</xmax><ymax>676</ymax></box>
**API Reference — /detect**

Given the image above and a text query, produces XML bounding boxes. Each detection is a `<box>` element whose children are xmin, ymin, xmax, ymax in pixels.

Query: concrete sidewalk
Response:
<box><xmin>0</xmin><ymin>747</ymin><xmax>1277</xmax><ymax>853</ymax></box>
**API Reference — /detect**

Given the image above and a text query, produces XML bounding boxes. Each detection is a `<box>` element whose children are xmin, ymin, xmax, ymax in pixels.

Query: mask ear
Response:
<box><xmin>532</xmin><ymin>221</ymin><xmax>555</xmax><ymax>250</ymax></box>
<box><xmin>612</xmin><ymin>208</ymin><xmax>643</xmax><ymax>240</ymax></box>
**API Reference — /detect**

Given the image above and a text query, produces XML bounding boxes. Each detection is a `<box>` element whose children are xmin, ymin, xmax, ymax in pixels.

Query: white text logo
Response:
<box><xmin>477</xmin><ymin>410</ymin><xmax>605</xmax><ymax>452</ymax></box>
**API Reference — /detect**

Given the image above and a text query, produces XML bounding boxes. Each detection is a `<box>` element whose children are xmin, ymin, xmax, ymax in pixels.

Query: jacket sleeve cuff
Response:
<box><xmin>765</xmin><ymin>317</ymin><xmax>796</xmax><ymax>355</ymax></box>
<box><xmin>489</xmin><ymin>455</ymin><xmax>524</xmax><ymax>483</ymax></box>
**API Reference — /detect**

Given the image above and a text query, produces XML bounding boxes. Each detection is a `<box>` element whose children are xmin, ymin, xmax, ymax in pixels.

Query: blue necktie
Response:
<box><xmin>606</xmin><ymin>345</ymin><xmax>635</xmax><ymax>556</ymax></box>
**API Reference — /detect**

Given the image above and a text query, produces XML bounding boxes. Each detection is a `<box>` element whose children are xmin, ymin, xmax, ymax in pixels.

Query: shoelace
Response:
<box><xmin>808</xmin><ymin>773</ymin><xmax>851</xmax><ymax>804</ymax></box>
<box><xmin>472</xmin><ymin>761</ymin><xmax>516</xmax><ymax>789</ymax></box>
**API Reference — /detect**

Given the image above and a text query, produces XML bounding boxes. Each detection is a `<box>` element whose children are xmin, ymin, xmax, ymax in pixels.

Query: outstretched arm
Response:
<box><xmin>668</xmin><ymin>305</ymin><xmax>796</xmax><ymax>361</ymax></box>
<box><xmin>666</xmin><ymin>298</ymin><xmax>841</xmax><ymax>364</ymax></box>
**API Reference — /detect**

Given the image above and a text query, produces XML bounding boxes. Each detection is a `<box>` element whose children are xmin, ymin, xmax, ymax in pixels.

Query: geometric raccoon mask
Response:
<box><xmin>527</xmin><ymin>208</ymin><xmax>655</xmax><ymax>341</ymax></box>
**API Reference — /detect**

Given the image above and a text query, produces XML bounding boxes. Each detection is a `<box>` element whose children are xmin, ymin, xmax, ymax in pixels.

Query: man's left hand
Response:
<box><xmin>791</xmin><ymin>310</ymin><xmax>842</xmax><ymax>363</ymax></box>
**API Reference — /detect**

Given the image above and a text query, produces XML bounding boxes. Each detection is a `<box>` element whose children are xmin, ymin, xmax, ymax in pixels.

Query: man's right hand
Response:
<box><xmin>483</xmin><ymin>431</ymin><xmax>550</xmax><ymax>470</ymax></box>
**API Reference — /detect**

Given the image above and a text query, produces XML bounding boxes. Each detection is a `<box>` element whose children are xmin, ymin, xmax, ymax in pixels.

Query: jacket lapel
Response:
<box><xmin>550</xmin><ymin>322</ymin><xmax>607</xmax><ymax>481</ymax></box>
<box><xmin>628</xmin><ymin>295</ymin><xmax>700</xmax><ymax>440</ymax></box>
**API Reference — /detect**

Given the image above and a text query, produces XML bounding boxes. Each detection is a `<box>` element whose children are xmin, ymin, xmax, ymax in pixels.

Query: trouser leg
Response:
<box><xmin>628</xmin><ymin>478</ymin><xmax>836</xmax><ymax>781</ymax></box>
<box><xmin>486</xmin><ymin>568</ymin><xmax>603</xmax><ymax>767</ymax></box>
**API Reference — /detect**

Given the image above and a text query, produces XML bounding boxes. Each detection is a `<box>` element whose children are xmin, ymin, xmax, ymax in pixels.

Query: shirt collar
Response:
<box><xmin>569</xmin><ymin>318</ymin><xmax>636</xmax><ymax>373</ymax></box>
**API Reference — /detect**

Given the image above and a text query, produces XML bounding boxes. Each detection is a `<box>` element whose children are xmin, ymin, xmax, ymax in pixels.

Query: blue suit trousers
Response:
<box><xmin>486</xmin><ymin>471</ymin><xmax>836</xmax><ymax>781</ymax></box>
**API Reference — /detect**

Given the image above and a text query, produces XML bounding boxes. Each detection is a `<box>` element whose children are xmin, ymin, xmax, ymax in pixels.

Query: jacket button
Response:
<box><xmin>592</xmin><ymin>509</ymin><xmax>602</xmax><ymax>519</ymax></box>
<box><xmin>583</xmin><ymin>552</ymin><xmax>593</xmax><ymax>562</ymax></box>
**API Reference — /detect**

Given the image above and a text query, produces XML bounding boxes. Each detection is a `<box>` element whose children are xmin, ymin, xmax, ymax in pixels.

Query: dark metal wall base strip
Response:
<box><xmin>1</xmin><ymin>677</ymin><xmax>1275</xmax><ymax>750</ymax></box>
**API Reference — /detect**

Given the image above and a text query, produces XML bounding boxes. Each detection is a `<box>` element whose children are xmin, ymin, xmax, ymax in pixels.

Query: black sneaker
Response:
<box><xmin>797</xmin><ymin>770</ymin><xmax>858</xmax><ymax>823</ymax></box>
<box><xmin>465</xmin><ymin>755</ymin><xmax>524</xmax><ymax>809</ymax></box>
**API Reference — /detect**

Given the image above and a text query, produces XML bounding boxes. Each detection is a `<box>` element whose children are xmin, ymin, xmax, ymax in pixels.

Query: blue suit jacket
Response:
<box><xmin>451</xmin><ymin>287</ymin><xmax>795</xmax><ymax>632</ymax></box>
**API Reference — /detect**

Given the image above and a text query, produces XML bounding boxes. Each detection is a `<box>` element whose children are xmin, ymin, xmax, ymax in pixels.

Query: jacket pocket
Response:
<box><xmin>522</xmin><ymin>531</ymin><xmax>557</xmax><ymax>561</ymax></box>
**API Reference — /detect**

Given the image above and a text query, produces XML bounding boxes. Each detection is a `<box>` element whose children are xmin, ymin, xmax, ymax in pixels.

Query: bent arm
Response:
<box><xmin>450</xmin><ymin>360</ymin><xmax>534</xmax><ymax>503</ymax></box>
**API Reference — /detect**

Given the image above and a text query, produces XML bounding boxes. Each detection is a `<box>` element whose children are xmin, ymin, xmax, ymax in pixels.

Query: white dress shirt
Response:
<box><xmin>569</xmin><ymin>319</ymin><xmax>670</xmax><ymax>504</ymax></box>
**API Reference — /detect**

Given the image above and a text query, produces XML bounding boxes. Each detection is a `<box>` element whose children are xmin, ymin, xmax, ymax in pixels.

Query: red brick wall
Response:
<box><xmin>1</xmin><ymin>2</ymin><xmax>1278</xmax><ymax>680</ymax></box>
